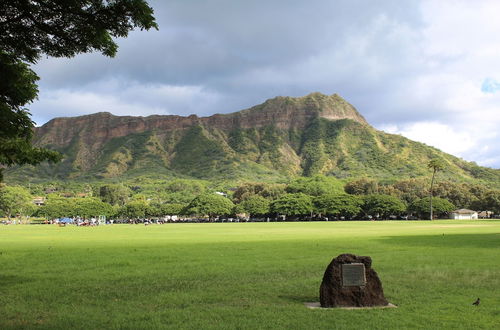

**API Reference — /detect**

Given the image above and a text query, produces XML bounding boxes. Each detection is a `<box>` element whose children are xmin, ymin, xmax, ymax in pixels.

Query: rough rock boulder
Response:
<box><xmin>319</xmin><ymin>253</ymin><xmax>388</xmax><ymax>308</ymax></box>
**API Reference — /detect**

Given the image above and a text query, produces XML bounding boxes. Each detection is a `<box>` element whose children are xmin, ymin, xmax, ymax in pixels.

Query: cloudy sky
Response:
<box><xmin>31</xmin><ymin>0</ymin><xmax>500</xmax><ymax>168</ymax></box>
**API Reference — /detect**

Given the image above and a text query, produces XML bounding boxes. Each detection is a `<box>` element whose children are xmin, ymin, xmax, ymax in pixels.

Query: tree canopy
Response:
<box><xmin>472</xmin><ymin>190</ymin><xmax>500</xmax><ymax>213</ymax></box>
<box><xmin>40</xmin><ymin>196</ymin><xmax>115</xmax><ymax>219</ymax></box>
<box><xmin>232</xmin><ymin>182</ymin><xmax>286</xmax><ymax>203</ymax></box>
<box><xmin>120</xmin><ymin>199</ymin><xmax>149</xmax><ymax>219</ymax></box>
<box><xmin>0</xmin><ymin>0</ymin><xmax>157</xmax><ymax>181</ymax></box>
<box><xmin>409</xmin><ymin>197</ymin><xmax>455</xmax><ymax>219</ymax></box>
<box><xmin>314</xmin><ymin>193</ymin><xmax>362</xmax><ymax>219</ymax></box>
<box><xmin>185</xmin><ymin>193</ymin><xmax>234</xmax><ymax>220</ymax></box>
<box><xmin>344</xmin><ymin>178</ymin><xmax>379</xmax><ymax>195</ymax></box>
<box><xmin>240</xmin><ymin>195</ymin><xmax>270</xmax><ymax>217</ymax></box>
<box><xmin>270</xmin><ymin>193</ymin><xmax>313</xmax><ymax>217</ymax></box>
<box><xmin>428</xmin><ymin>158</ymin><xmax>446</xmax><ymax>220</ymax></box>
<box><xmin>0</xmin><ymin>185</ymin><xmax>33</xmax><ymax>219</ymax></box>
<box><xmin>286</xmin><ymin>175</ymin><xmax>344</xmax><ymax>196</ymax></box>
<box><xmin>99</xmin><ymin>184</ymin><xmax>131</xmax><ymax>206</ymax></box>
<box><xmin>362</xmin><ymin>194</ymin><xmax>406</xmax><ymax>219</ymax></box>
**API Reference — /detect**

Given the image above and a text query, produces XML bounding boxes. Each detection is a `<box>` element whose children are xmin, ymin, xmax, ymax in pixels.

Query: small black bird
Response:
<box><xmin>472</xmin><ymin>298</ymin><xmax>480</xmax><ymax>306</ymax></box>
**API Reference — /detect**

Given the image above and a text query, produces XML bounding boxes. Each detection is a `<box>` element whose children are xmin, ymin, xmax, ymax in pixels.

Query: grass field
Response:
<box><xmin>1</xmin><ymin>220</ymin><xmax>499</xmax><ymax>329</ymax></box>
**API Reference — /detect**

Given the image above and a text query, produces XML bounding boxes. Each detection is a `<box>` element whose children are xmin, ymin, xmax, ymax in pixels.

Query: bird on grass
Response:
<box><xmin>472</xmin><ymin>298</ymin><xmax>480</xmax><ymax>306</ymax></box>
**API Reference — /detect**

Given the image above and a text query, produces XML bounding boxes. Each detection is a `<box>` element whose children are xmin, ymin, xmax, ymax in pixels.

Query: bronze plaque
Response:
<box><xmin>342</xmin><ymin>263</ymin><xmax>366</xmax><ymax>286</ymax></box>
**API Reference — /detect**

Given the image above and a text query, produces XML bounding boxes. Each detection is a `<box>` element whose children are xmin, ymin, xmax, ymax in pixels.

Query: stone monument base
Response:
<box><xmin>319</xmin><ymin>253</ymin><xmax>389</xmax><ymax>308</ymax></box>
<box><xmin>305</xmin><ymin>302</ymin><xmax>397</xmax><ymax>310</ymax></box>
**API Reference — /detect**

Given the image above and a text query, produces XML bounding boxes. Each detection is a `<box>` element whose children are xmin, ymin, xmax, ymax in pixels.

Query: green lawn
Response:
<box><xmin>0</xmin><ymin>221</ymin><xmax>499</xmax><ymax>329</ymax></box>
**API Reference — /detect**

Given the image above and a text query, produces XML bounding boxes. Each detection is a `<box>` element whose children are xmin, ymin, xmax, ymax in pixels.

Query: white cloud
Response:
<box><xmin>380</xmin><ymin>122</ymin><xmax>475</xmax><ymax>155</ymax></box>
<box><xmin>373</xmin><ymin>0</ymin><xmax>500</xmax><ymax>167</ymax></box>
<box><xmin>28</xmin><ymin>0</ymin><xmax>500</xmax><ymax>168</ymax></box>
<box><xmin>31</xmin><ymin>80</ymin><xmax>222</xmax><ymax>125</ymax></box>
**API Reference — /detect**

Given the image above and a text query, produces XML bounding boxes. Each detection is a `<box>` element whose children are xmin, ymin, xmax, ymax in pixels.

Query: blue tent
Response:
<box><xmin>59</xmin><ymin>217</ymin><xmax>73</xmax><ymax>223</ymax></box>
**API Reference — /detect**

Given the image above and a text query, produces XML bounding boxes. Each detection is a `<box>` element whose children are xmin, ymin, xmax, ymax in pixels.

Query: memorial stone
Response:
<box><xmin>319</xmin><ymin>253</ymin><xmax>389</xmax><ymax>308</ymax></box>
<box><xmin>342</xmin><ymin>263</ymin><xmax>366</xmax><ymax>287</ymax></box>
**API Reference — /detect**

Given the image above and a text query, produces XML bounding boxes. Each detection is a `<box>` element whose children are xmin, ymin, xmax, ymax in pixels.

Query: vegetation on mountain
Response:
<box><xmin>2</xmin><ymin>91</ymin><xmax>499</xmax><ymax>222</ymax></box>
<box><xmin>7</xmin><ymin>93</ymin><xmax>499</xmax><ymax>190</ymax></box>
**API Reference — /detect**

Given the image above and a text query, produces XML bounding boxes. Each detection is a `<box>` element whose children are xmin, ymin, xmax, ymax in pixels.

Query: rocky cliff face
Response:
<box><xmin>8</xmin><ymin>92</ymin><xmax>499</xmax><ymax>185</ymax></box>
<box><xmin>35</xmin><ymin>93</ymin><xmax>367</xmax><ymax>146</ymax></box>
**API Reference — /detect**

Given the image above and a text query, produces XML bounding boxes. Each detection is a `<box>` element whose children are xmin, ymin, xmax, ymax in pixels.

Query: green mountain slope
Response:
<box><xmin>5</xmin><ymin>93</ymin><xmax>500</xmax><ymax>187</ymax></box>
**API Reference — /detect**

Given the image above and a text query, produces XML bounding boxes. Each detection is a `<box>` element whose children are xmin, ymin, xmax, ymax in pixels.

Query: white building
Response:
<box><xmin>449</xmin><ymin>209</ymin><xmax>478</xmax><ymax>220</ymax></box>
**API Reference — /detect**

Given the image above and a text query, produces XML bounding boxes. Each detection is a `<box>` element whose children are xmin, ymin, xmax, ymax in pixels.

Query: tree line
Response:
<box><xmin>1</xmin><ymin>175</ymin><xmax>499</xmax><ymax>222</ymax></box>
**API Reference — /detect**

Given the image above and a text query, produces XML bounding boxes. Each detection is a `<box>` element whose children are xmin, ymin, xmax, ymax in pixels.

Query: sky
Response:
<box><xmin>31</xmin><ymin>0</ymin><xmax>500</xmax><ymax>168</ymax></box>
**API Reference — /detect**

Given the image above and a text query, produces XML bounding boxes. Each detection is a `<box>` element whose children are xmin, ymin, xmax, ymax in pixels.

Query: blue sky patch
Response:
<box><xmin>481</xmin><ymin>78</ymin><xmax>500</xmax><ymax>93</ymax></box>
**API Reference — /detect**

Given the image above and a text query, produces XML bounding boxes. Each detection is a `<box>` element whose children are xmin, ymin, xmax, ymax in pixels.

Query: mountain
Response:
<box><xmin>6</xmin><ymin>93</ymin><xmax>500</xmax><ymax>186</ymax></box>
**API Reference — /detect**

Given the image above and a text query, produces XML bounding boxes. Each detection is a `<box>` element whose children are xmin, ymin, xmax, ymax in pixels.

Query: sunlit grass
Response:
<box><xmin>0</xmin><ymin>220</ymin><xmax>499</xmax><ymax>329</ymax></box>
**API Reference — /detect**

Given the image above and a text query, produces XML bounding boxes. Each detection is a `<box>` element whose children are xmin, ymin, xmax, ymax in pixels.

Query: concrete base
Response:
<box><xmin>305</xmin><ymin>302</ymin><xmax>397</xmax><ymax>310</ymax></box>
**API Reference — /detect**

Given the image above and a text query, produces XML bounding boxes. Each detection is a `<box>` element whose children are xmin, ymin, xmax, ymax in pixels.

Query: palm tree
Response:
<box><xmin>428</xmin><ymin>158</ymin><xmax>445</xmax><ymax>220</ymax></box>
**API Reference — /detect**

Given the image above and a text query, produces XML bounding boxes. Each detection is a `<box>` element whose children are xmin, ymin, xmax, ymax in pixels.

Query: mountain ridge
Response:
<box><xmin>7</xmin><ymin>93</ymin><xmax>500</xmax><ymax>187</ymax></box>
<box><xmin>35</xmin><ymin>93</ymin><xmax>368</xmax><ymax>146</ymax></box>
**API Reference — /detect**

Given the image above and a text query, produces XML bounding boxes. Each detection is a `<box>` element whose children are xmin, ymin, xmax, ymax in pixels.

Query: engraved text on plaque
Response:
<box><xmin>342</xmin><ymin>263</ymin><xmax>366</xmax><ymax>286</ymax></box>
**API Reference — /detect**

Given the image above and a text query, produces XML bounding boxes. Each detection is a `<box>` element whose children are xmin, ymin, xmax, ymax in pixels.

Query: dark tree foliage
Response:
<box><xmin>344</xmin><ymin>178</ymin><xmax>379</xmax><ymax>195</ymax></box>
<box><xmin>408</xmin><ymin>197</ymin><xmax>455</xmax><ymax>219</ymax></box>
<box><xmin>286</xmin><ymin>175</ymin><xmax>344</xmax><ymax>196</ymax></box>
<box><xmin>362</xmin><ymin>194</ymin><xmax>406</xmax><ymax>219</ymax></box>
<box><xmin>270</xmin><ymin>193</ymin><xmax>313</xmax><ymax>217</ymax></box>
<box><xmin>471</xmin><ymin>190</ymin><xmax>500</xmax><ymax>213</ymax></box>
<box><xmin>240</xmin><ymin>195</ymin><xmax>270</xmax><ymax>217</ymax></box>
<box><xmin>99</xmin><ymin>184</ymin><xmax>131</xmax><ymax>206</ymax></box>
<box><xmin>0</xmin><ymin>52</ymin><xmax>62</xmax><ymax>180</ymax></box>
<box><xmin>0</xmin><ymin>0</ymin><xmax>158</xmax><ymax>63</ymax></box>
<box><xmin>232</xmin><ymin>182</ymin><xmax>286</xmax><ymax>203</ymax></box>
<box><xmin>0</xmin><ymin>0</ymin><xmax>157</xmax><ymax>181</ymax></box>
<box><xmin>184</xmin><ymin>193</ymin><xmax>234</xmax><ymax>220</ymax></box>
<box><xmin>314</xmin><ymin>193</ymin><xmax>362</xmax><ymax>219</ymax></box>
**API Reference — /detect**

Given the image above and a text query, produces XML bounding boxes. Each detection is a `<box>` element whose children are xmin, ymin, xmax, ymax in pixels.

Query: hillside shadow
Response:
<box><xmin>378</xmin><ymin>233</ymin><xmax>500</xmax><ymax>249</ymax></box>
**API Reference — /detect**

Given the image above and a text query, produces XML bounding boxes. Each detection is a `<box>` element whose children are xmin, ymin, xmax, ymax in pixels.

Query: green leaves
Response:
<box><xmin>409</xmin><ymin>197</ymin><xmax>455</xmax><ymax>218</ymax></box>
<box><xmin>240</xmin><ymin>195</ymin><xmax>270</xmax><ymax>217</ymax></box>
<box><xmin>314</xmin><ymin>194</ymin><xmax>362</xmax><ymax>218</ymax></box>
<box><xmin>0</xmin><ymin>52</ymin><xmax>39</xmax><ymax>115</ymax></box>
<box><xmin>185</xmin><ymin>193</ymin><xmax>234</xmax><ymax>218</ymax></box>
<box><xmin>0</xmin><ymin>1</ymin><xmax>157</xmax><ymax>182</ymax></box>
<box><xmin>40</xmin><ymin>196</ymin><xmax>115</xmax><ymax>218</ymax></box>
<box><xmin>428</xmin><ymin>158</ymin><xmax>446</xmax><ymax>172</ymax></box>
<box><xmin>270</xmin><ymin>193</ymin><xmax>313</xmax><ymax>217</ymax></box>
<box><xmin>0</xmin><ymin>0</ymin><xmax>158</xmax><ymax>63</ymax></box>
<box><xmin>287</xmin><ymin>175</ymin><xmax>344</xmax><ymax>196</ymax></box>
<box><xmin>0</xmin><ymin>137</ymin><xmax>62</xmax><ymax>181</ymax></box>
<box><xmin>362</xmin><ymin>194</ymin><xmax>406</xmax><ymax>219</ymax></box>
<box><xmin>0</xmin><ymin>185</ymin><xmax>33</xmax><ymax>219</ymax></box>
